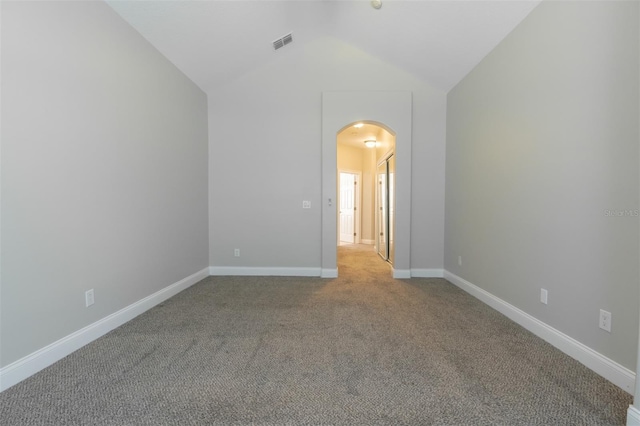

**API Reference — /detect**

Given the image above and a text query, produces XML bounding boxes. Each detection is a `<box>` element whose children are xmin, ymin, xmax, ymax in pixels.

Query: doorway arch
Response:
<box><xmin>337</xmin><ymin>121</ymin><xmax>396</xmax><ymax>262</ymax></box>
<box><xmin>321</xmin><ymin>91</ymin><xmax>412</xmax><ymax>278</ymax></box>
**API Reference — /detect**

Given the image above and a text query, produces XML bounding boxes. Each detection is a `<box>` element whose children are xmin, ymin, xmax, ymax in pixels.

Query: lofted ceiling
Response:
<box><xmin>106</xmin><ymin>0</ymin><xmax>541</xmax><ymax>94</ymax></box>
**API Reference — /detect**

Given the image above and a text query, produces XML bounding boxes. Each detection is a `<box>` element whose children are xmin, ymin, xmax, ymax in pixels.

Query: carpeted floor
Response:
<box><xmin>0</xmin><ymin>244</ymin><xmax>633</xmax><ymax>425</ymax></box>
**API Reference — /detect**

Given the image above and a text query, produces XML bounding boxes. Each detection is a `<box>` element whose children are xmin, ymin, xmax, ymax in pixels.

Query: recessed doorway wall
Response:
<box><xmin>321</xmin><ymin>91</ymin><xmax>412</xmax><ymax>278</ymax></box>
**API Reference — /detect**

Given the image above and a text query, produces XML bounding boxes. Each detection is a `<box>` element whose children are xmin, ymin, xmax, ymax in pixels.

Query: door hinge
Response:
<box><xmin>354</xmin><ymin>233</ymin><xmax>356</xmax><ymax>236</ymax></box>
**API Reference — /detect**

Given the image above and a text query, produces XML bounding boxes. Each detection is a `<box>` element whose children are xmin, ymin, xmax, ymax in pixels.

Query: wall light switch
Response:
<box><xmin>540</xmin><ymin>288</ymin><xmax>548</xmax><ymax>305</ymax></box>
<box><xmin>302</xmin><ymin>201</ymin><xmax>311</xmax><ymax>209</ymax></box>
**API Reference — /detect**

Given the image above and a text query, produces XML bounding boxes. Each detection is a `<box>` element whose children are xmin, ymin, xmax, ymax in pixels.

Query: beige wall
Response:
<box><xmin>1</xmin><ymin>1</ymin><xmax>209</xmax><ymax>368</ymax></box>
<box><xmin>338</xmin><ymin>144</ymin><xmax>364</xmax><ymax>172</ymax></box>
<box><xmin>445</xmin><ymin>0</ymin><xmax>639</xmax><ymax>370</ymax></box>
<box><xmin>209</xmin><ymin>36</ymin><xmax>447</xmax><ymax>270</ymax></box>
<box><xmin>375</xmin><ymin>127</ymin><xmax>396</xmax><ymax>162</ymax></box>
<box><xmin>337</xmin><ymin>144</ymin><xmax>376</xmax><ymax>243</ymax></box>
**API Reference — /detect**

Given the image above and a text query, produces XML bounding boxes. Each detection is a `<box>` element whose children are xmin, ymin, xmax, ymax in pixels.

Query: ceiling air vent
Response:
<box><xmin>273</xmin><ymin>32</ymin><xmax>293</xmax><ymax>51</ymax></box>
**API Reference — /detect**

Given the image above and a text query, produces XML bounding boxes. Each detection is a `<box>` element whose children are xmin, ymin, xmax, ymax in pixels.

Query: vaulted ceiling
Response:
<box><xmin>107</xmin><ymin>0</ymin><xmax>540</xmax><ymax>94</ymax></box>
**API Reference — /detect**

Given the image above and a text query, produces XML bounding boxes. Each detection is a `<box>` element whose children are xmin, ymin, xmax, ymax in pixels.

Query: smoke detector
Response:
<box><xmin>371</xmin><ymin>0</ymin><xmax>382</xmax><ymax>10</ymax></box>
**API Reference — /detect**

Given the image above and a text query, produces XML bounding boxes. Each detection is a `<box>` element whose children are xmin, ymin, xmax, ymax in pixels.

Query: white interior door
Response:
<box><xmin>339</xmin><ymin>172</ymin><xmax>356</xmax><ymax>244</ymax></box>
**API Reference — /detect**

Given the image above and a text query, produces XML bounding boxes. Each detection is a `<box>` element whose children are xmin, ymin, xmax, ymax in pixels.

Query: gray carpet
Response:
<box><xmin>0</xmin><ymin>244</ymin><xmax>632</xmax><ymax>425</ymax></box>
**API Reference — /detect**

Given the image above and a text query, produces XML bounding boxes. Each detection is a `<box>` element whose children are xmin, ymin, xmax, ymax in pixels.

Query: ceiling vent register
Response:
<box><xmin>273</xmin><ymin>33</ymin><xmax>293</xmax><ymax>51</ymax></box>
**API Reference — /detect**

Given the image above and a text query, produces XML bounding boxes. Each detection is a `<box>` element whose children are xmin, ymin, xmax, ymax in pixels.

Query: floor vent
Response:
<box><xmin>273</xmin><ymin>32</ymin><xmax>293</xmax><ymax>51</ymax></box>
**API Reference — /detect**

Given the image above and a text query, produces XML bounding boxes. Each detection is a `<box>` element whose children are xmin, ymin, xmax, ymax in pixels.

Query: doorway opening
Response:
<box><xmin>321</xmin><ymin>91</ymin><xmax>411</xmax><ymax>279</ymax></box>
<box><xmin>336</xmin><ymin>121</ymin><xmax>396</xmax><ymax>265</ymax></box>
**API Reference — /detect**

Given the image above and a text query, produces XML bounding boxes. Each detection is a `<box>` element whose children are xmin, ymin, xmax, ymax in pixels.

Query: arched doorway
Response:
<box><xmin>321</xmin><ymin>91</ymin><xmax>412</xmax><ymax>278</ymax></box>
<box><xmin>336</xmin><ymin>121</ymin><xmax>396</xmax><ymax>265</ymax></box>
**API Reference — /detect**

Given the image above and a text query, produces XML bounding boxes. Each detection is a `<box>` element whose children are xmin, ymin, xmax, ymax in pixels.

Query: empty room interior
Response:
<box><xmin>2</xmin><ymin>0</ymin><xmax>640</xmax><ymax>424</ymax></box>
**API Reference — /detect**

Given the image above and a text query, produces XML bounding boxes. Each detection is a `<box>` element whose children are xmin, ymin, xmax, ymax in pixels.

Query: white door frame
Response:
<box><xmin>338</xmin><ymin>170</ymin><xmax>362</xmax><ymax>245</ymax></box>
<box><xmin>321</xmin><ymin>91</ymin><xmax>412</xmax><ymax>278</ymax></box>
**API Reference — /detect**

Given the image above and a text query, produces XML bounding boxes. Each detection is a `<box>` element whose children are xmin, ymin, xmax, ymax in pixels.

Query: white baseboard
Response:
<box><xmin>360</xmin><ymin>239</ymin><xmax>375</xmax><ymax>245</ymax></box>
<box><xmin>443</xmin><ymin>270</ymin><xmax>635</xmax><ymax>395</ymax></box>
<box><xmin>393</xmin><ymin>269</ymin><xmax>411</xmax><ymax>279</ymax></box>
<box><xmin>628</xmin><ymin>406</ymin><xmax>640</xmax><ymax>425</ymax></box>
<box><xmin>411</xmin><ymin>269</ymin><xmax>444</xmax><ymax>278</ymax></box>
<box><xmin>0</xmin><ymin>267</ymin><xmax>209</xmax><ymax>392</ymax></box>
<box><xmin>397</xmin><ymin>269</ymin><xmax>446</xmax><ymax>278</ymax></box>
<box><xmin>210</xmin><ymin>266</ymin><xmax>321</xmax><ymax>277</ymax></box>
<box><xmin>321</xmin><ymin>268</ymin><xmax>338</xmax><ymax>278</ymax></box>
<box><xmin>627</xmin><ymin>405</ymin><xmax>640</xmax><ymax>426</ymax></box>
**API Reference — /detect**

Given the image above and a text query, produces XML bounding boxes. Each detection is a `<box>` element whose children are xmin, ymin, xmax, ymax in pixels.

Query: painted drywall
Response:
<box><xmin>1</xmin><ymin>1</ymin><xmax>208</xmax><ymax>367</ymax></box>
<box><xmin>337</xmin><ymin>144</ymin><xmax>370</xmax><ymax>243</ymax></box>
<box><xmin>361</xmin><ymin>148</ymin><xmax>376</xmax><ymax>244</ymax></box>
<box><xmin>208</xmin><ymin>36</ymin><xmax>446</xmax><ymax>271</ymax></box>
<box><xmin>337</xmin><ymin>144</ymin><xmax>364</xmax><ymax>172</ymax></box>
<box><xmin>635</xmin><ymin>0</ymin><xmax>640</xmax><ymax>407</ymax></box>
<box><xmin>337</xmin><ymin>143</ymin><xmax>376</xmax><ymax>244</ymax></box>
<box><xmin>445</xmin><ymin>1</ymin><xmax>639</xmax><ymax>370</ymax></box>
<box><xmin>375</xmin><ymin>127</ymin><xmax>395</xmax><ymax>163</ymax></box>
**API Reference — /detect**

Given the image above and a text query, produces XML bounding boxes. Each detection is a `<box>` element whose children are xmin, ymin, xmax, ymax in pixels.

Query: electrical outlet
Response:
<box><xmin>458</xmin><ymin>256</ymin><xmax>462</xmax><ymax>266</ymax></box>
<box><xmin>599</xmin><ymin>309</ymin><xmax>611</xmax><ymax>332</ymax></box>
<box><xmin>85</xmin><ymin>289</ymin><xmax>94</xmax><ymax>307</ymax></box>
<box><xmin>540</xmin><ymin>289</ymin><xmax>548</xmax><ymax>305</ymax></box>
<box><xmin>234</xmin><ymin>249</ymin><xmax>240</xmax><ymax>257</ymax></box>
<box><xmin>302</xmin><ymin>200</ymin><xmax>311</xmax><ymax>209</ymax></box>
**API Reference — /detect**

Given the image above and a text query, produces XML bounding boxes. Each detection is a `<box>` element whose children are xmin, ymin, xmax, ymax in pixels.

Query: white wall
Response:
<box><xmin>208</xmin><ymin>36</ymin><xmax>446</xmax><ymax>272</ymax></box>
<box><xmin>445</xmin><ymin>1</ymin><xmax>639</xmax><ymax>371</ymax></box>
<box><xmin>1</xmin><ymin>1</ymin><xmax>209</xmax><ymax>368</ymax></box>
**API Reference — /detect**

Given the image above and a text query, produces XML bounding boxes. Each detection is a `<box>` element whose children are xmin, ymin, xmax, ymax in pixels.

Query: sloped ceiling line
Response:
<box><xmin>106</xmin><ymin>1</ymin><xmax>541</xmax><ymax>94</ymax></box>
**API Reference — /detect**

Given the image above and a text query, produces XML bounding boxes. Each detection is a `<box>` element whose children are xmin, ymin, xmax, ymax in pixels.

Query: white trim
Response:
<box><xmin>628</xmin><ymin>406</ymin><xmax>640</xmax><ymax>425</ymax></box>
<box><xmin>393</xmin><ymin>269</ymin><xmax>411</xmax><ymax>279</ymax></box>
<box><xmin>629</xmin><ymin>406</ymin><xmax>640</xmax><ymax>425</ymax></box>
<box><xmin>321</xmin><ymin>268</ymin><xmax>338</xmax><ymax>278</ymax></box>
<box><xmin>210</xmin><ymin>266</ymin><xmax>321</xmax><ymax>277</ymax></box>
<box><xmin>411</xmin><ymin>269</ymin><xmax>444</xmax><ymax>278</ymax></box>
<box><xmin>0</xmin><ymin>268</ymin><xmax>209</xmax><ymax>392</ymax></box>
<box><xmin>444</xmin><ymin>270</ymin><xmax>635</xmax><ymax>394</ymax></box>
<box><xmin>360</xmin><ymin>239</ymin><xmax>375</xmax><ymax>245</ymax></box>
